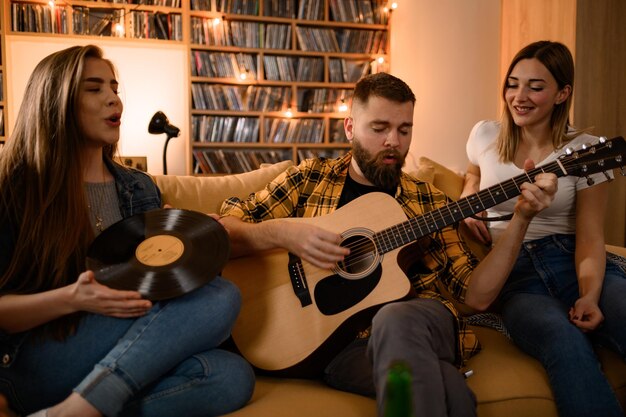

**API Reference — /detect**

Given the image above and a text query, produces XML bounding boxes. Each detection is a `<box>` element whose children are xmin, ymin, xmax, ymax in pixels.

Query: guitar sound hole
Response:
<box><xmin>338</xmin><ymin>235</ymin><xmax>377</xmax><ymax>276</ymax></box>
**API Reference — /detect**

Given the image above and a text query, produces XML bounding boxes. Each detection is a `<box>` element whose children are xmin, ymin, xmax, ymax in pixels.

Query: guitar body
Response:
<box><xmin>223</xmin><ymin>193</ymin><xmax>414</xmax><ymax>373</ymax></box>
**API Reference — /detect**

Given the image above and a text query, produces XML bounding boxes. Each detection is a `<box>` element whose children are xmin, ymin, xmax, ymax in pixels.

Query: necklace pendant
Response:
<box><xmin>95</xmin><ymin>215</ymin><xmax>103</xmax><ymax>232</ymax></box>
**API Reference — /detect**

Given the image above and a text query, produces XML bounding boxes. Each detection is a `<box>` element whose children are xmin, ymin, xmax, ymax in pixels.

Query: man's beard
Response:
<box><xmin>352</xmin><ymin>138</ymin><xmax>406</xmax><ymax>191</ymax></box>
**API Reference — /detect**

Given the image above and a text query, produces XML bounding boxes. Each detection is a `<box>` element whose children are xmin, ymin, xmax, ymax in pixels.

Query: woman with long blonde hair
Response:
<box><xmin>461</xmin><ymin>40</ymin><xmax>626</xmax><ymax>417</ymax></box>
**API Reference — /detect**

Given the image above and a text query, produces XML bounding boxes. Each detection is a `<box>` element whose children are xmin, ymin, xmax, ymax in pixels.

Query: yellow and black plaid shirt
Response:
<box><xmin>220</xmin><ymin>152</ymin><xmax>482</xmax><ymax>365</ymax></box>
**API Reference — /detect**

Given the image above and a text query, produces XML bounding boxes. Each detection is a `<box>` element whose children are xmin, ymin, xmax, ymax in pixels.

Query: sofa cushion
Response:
<box><xmin>412</xmin><ymin>156</ymin><xmax>465</xmax><ymax>199</ymax></box>
<box><xmin>154</xmin><ymin>160</ymin><xmax>293</xmax><ymax>213</ymax></box>
<box><xmin>225</xmin><ymin>377</ymin><xmax>376</xmax><ymax>417</ymax></box>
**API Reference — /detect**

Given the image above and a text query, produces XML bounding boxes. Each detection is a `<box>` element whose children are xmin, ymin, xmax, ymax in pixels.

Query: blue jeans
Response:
<box><xmin>499</xmin><ymin>234</ymin><xmax>626</xmax><ymax>417</ymax></box>
<box><xmin>0</xmin><ymin>277</ymin><xmax>254</xmax><ymax>416</ymax></box>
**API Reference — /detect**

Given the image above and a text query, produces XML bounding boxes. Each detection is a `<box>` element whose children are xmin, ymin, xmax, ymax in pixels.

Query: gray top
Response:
<box><xmin>84</xmin><ymin>181</ymin><xmax>123</xmax><ymax>235</ymax></box>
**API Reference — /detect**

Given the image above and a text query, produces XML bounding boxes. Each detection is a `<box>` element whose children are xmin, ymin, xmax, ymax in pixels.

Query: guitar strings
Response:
<box><xmin>333</xmin><ymin>162</ymin><xmax>570</xmax><ymax>271</ymax></box>
<box><xmin>333</xmin><ymin>143</ymin><xmax>614</xmax><ymax>271</ymax></box>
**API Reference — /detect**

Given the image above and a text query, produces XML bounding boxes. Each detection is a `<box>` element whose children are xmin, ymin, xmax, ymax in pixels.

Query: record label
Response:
<box><xmin>136</xmin><ymin>235</ymin><xmax>184</xmax><ymax>267</ymax></box>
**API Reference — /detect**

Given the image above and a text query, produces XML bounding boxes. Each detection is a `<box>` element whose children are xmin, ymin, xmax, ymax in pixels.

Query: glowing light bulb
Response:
<box><xmin>391</xmin><ymin>2</ymin><xmax>398</xmax><ymax>10</ymax></box>
<box><xmin>239</xmin><ymin>71</ymin><xmax>247</xmax><ymax>80</ymax></box>
<box><xmin>114</xmin><ymin>23</ymin><xmax>124</xmax><ymax>36</ymax></box>
<box><xmin>338</xmin><ymin>101</ymin><xmax>348</xmax><ymax>112</ymax></box>
<box><xmin>48</xmin><ymin>0</ymin><xmax>55</xmax><ymax>7</ymax></box>
<box><xmin>377</xmin><ymin>56</ymin><xmax>385</xmax><ymax>64</ymax></box>
<box><xmin>214</xmin><ymin>18</ymin><xmax>221</xmax><ymax>25</ymax></box>
<box><xmin>383</xmin><ymin>7</ymin><xmax>389</xmax><ymax>13</ymax></box>
<box><xmin>285</xmin><ymin>108</ymin><xmax>293</xmax><ymax>118</ymax></box>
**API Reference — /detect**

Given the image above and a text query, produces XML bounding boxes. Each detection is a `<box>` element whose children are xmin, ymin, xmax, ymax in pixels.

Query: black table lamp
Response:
<box><xmin>148</xmin><ymin>111</ymin><xmax>180</xmax><ymax>175</ymax></box>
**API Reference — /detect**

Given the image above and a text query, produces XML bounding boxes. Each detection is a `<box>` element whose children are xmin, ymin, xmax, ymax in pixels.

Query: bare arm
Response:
<box><xmin>464</xmin><ymin>160</ymin><xmax>557</xmax><ymax>311</ymax></box>
<box><xmin>460</xmin><ymin>163</ymin><xmax>492</xmax><ymax>245</ymax></box>
<box><xmin>569</xmin><ymin>182</ymin><xmax>609</xmax><ymax>331</ymax></box>
<box><xmin>460</xmin><ymin>163</ymin><xmax>481</xmax><ymax>198</ymax></box>
<box><xmin>0</xmin><ymin>271</ymin><xmax>152</xmax><ymax>334</ymax></box>
<box><xmin>218</xmin><ymin>215</ymin><xmax>349</xmax><ymax>269</ymax></box>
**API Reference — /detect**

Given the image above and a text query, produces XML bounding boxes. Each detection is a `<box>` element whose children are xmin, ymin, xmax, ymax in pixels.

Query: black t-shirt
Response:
<box><xmin>337</xmin><ymin>173</ymin><xmax>394</xmax><ymax>208</ymax></box>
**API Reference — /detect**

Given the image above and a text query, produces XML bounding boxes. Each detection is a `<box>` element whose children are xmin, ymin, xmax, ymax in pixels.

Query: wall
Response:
<box><xmin>390</xmin><ymin>0</ymin><xmax>502</xmax><ymax>174</ymax></box>
<box><xmin>6</xmin><ymin>36</ymin><xmax>189</xmax><ymax>176</ymax></box>
<box><xmin>500</xmin><ymin>0</ymin><xmax>576</xmax><ymax>84</ymax></box>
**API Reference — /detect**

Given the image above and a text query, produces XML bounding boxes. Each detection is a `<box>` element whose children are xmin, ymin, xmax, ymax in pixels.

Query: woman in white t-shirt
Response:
<box><xmin>460</xmin><ymin>41</ymin><xmax>626</xmax><ymax>417</ymax></box>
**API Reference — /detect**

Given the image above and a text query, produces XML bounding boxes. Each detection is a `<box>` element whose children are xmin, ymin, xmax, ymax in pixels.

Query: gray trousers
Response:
<box><xmin>324</xmin><ymin>298</ymin><xmax>476</xmax><ymax>417</ymax></box>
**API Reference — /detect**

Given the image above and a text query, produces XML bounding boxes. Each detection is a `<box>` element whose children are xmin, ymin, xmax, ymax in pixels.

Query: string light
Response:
<box><xmin>48</xmin><ymin>0</ymin><xmax>55</xmax><ymax>7</ymax></box>
<box><xmin>390</xmin><ymin>2</ymin><xmax>398</xmax><ymax>10</ymax></box>
<box><xmin>239</xmin><ymin>69</ymin><xmax>248</xmax><ymax>80</ymax></box>
<box><xmin>114</xmin><ymin>22</ymin><xmax>124</xmax><ymax>36</ymax></box>
<box><xmin>213</xmin><ymin>17</ymin><xmax>221</xmax><ymax>25</ymax></box>
<box><xmin>377</xmin><ymin>56</ymin><xmax>385</xmax><ymax>64</ymax></box>
<box><xmin>338</xmin><ymin>100</ymin><xmax>348</xmax><ymax>112</ymax></box>
<box><xmin>285</xmin><ymin>108</ymin><xmax>293</xmax><ymax>118</ymax></box>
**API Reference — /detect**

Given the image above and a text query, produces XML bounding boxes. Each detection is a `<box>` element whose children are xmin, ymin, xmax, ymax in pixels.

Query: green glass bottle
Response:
<box><xmin>383</xmin><ymin>361</ymin><xmax>414</xmax><ymax>417</ymax></box>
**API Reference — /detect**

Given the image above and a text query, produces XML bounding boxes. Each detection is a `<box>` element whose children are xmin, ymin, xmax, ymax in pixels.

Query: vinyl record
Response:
<box><xmin>86</xmin><ymin>208</ymin><xmax>230</xmax><ymax>301</ymax></box>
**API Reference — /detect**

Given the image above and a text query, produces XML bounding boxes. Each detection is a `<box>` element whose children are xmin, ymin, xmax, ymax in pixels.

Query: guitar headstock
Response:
<box><xmin>559</xmin><ymin>136</ymin><xmax>625</xmax><ymax>178</ymax></box>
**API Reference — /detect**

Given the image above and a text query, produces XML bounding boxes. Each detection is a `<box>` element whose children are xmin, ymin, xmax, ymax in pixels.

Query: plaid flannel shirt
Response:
<box><xmin>220</xmin><ymin>152</ymin><xmax>482</xmax><ymax>365</ymax></box>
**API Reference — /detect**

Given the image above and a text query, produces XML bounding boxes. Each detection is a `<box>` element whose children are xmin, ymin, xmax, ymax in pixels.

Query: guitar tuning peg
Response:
<box><xmin>565</xmin><ymin>147</ymin><xmax>573</xmax><ymax>155</ymax></box>
<box><xmin>586</xmin><ymin>176</ymin><xmax>595</xmax><ymax>186</ymax></box>
<box><xmin>602</xmin><ymin>171</ymin><xmax>613</xmax><ymax>182</ymax></box>
<box><xmin>599</xmin><ymin>136</ymin><xmax>607</xmax><ymax>143</ymax></box>
<box><xmin>621</xmin><ymin>167</ymin><xmax>626</xmax><ymax>176</ymax></box>
<box><xmin>581</xmin><ymin>143</ymin><xmax>596</xmax><ymax>153</ymax></box>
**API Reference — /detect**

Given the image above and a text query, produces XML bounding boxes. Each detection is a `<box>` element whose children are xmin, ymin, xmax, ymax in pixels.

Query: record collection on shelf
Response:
<box><xmin>190</xmin><ymin>0</ymin><xmax>391</xmax><ymax>174</ymax></box>
<box><xmin>9</xmin><ymin>0</ymin><xmax>183</xmax><ymax>40</ymax></box>
<box><xmin>1</xmin><ymin>0</ymin><xmax>391</xmax><ymax>173</ymax></box>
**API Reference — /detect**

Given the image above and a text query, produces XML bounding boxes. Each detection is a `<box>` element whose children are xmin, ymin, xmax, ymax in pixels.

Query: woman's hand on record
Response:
<box><xmin>69</xmin><ymin>271</ymin><xmax>152</xmax><ymax>318</ymax></box>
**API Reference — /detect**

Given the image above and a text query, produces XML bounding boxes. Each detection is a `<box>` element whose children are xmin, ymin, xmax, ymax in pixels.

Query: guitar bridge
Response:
<box><xmin>288</xmin><ymin>253</ymin><xmax>312</xmax><ymax>307</ymax></box>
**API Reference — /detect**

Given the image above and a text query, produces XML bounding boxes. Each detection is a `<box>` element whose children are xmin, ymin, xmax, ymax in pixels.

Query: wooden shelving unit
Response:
<box><xmin>187</xmin><ymin>0</ymin><xmax>391</xmax><ymax>174</ymax></box>
<box><xmin>1</xmin><ymin>0</ymin><xmax>392</xmax><ymax>174</ymax></box>
<box><xmin>8</xmin><ymin>0</ymin><xmax>184</xmax><ymax>40</ymax></box>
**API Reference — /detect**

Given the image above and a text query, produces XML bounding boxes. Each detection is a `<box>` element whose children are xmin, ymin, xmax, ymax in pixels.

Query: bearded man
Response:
<box><xmin>218</xmin><ymin>72</ymin><xmax>557</xmax><ymax>417</ymax></box>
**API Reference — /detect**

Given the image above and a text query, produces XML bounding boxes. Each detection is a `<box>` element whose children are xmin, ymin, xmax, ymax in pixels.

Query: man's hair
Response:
<box><xmin>352</xmin><ymin>72</ymin><xmax>416</xmax><ymax>106</ymax></box>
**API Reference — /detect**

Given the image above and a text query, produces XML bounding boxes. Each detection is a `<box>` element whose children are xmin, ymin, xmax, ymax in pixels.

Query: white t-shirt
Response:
<box><xmin>466</xmin><ymin>120</ymin><xmax>612</xmax><ymax>242</ymax></box>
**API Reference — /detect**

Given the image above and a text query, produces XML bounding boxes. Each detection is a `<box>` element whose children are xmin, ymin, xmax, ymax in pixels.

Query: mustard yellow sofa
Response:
<box><xmin>155</xmin><ymin>158</ymin><xmax>626</xmax><ymax>417</ymax></box>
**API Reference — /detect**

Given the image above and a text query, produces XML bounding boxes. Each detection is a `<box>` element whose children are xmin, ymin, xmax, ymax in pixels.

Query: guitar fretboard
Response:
<box><xmin>373</xmin><ymin>161</ymin><xmax>565</xmax><ymax>254</ymax></box>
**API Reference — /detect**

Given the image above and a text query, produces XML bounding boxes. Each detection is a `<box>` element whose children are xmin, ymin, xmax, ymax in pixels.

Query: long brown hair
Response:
<box><xmin>497</xmin><ymin>41</ymin><xmax>581</xmax><ymax>162</ymax></box>
<box><xmin>0</xmin><ymin>45</ymin><xmax>119</xmax><ymax>339</ymax></box>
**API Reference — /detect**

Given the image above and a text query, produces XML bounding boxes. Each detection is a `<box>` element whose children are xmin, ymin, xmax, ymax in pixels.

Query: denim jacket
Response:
<box><xmin>105</xmin><ymin>157</ymin><xmax>162</xmax><ymax>217</ymax></box>
<box><xmin>0</xmin><ymin>159</ymin><xmax>162</xmax><ymax>368</ymax></box>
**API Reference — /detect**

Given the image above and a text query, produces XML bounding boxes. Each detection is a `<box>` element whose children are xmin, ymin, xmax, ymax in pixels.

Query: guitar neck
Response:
<box><xmin>374</xmin><ymin>161</ymin><xmax>566</xmax><ymax>253</ymax></box>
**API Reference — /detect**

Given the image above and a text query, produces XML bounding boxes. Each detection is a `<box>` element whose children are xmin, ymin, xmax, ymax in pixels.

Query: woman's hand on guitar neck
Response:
<box><xmin>515</xmin><ymin>159</ymin><xmax>558</xmax><ymax>222</ymax></box>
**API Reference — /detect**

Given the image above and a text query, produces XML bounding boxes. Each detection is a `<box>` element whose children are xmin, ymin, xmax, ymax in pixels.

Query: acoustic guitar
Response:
<box><xmin>223</xmin><ymin>136</ymin><xmax>625</xmax><ymax>376</ymax></box>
